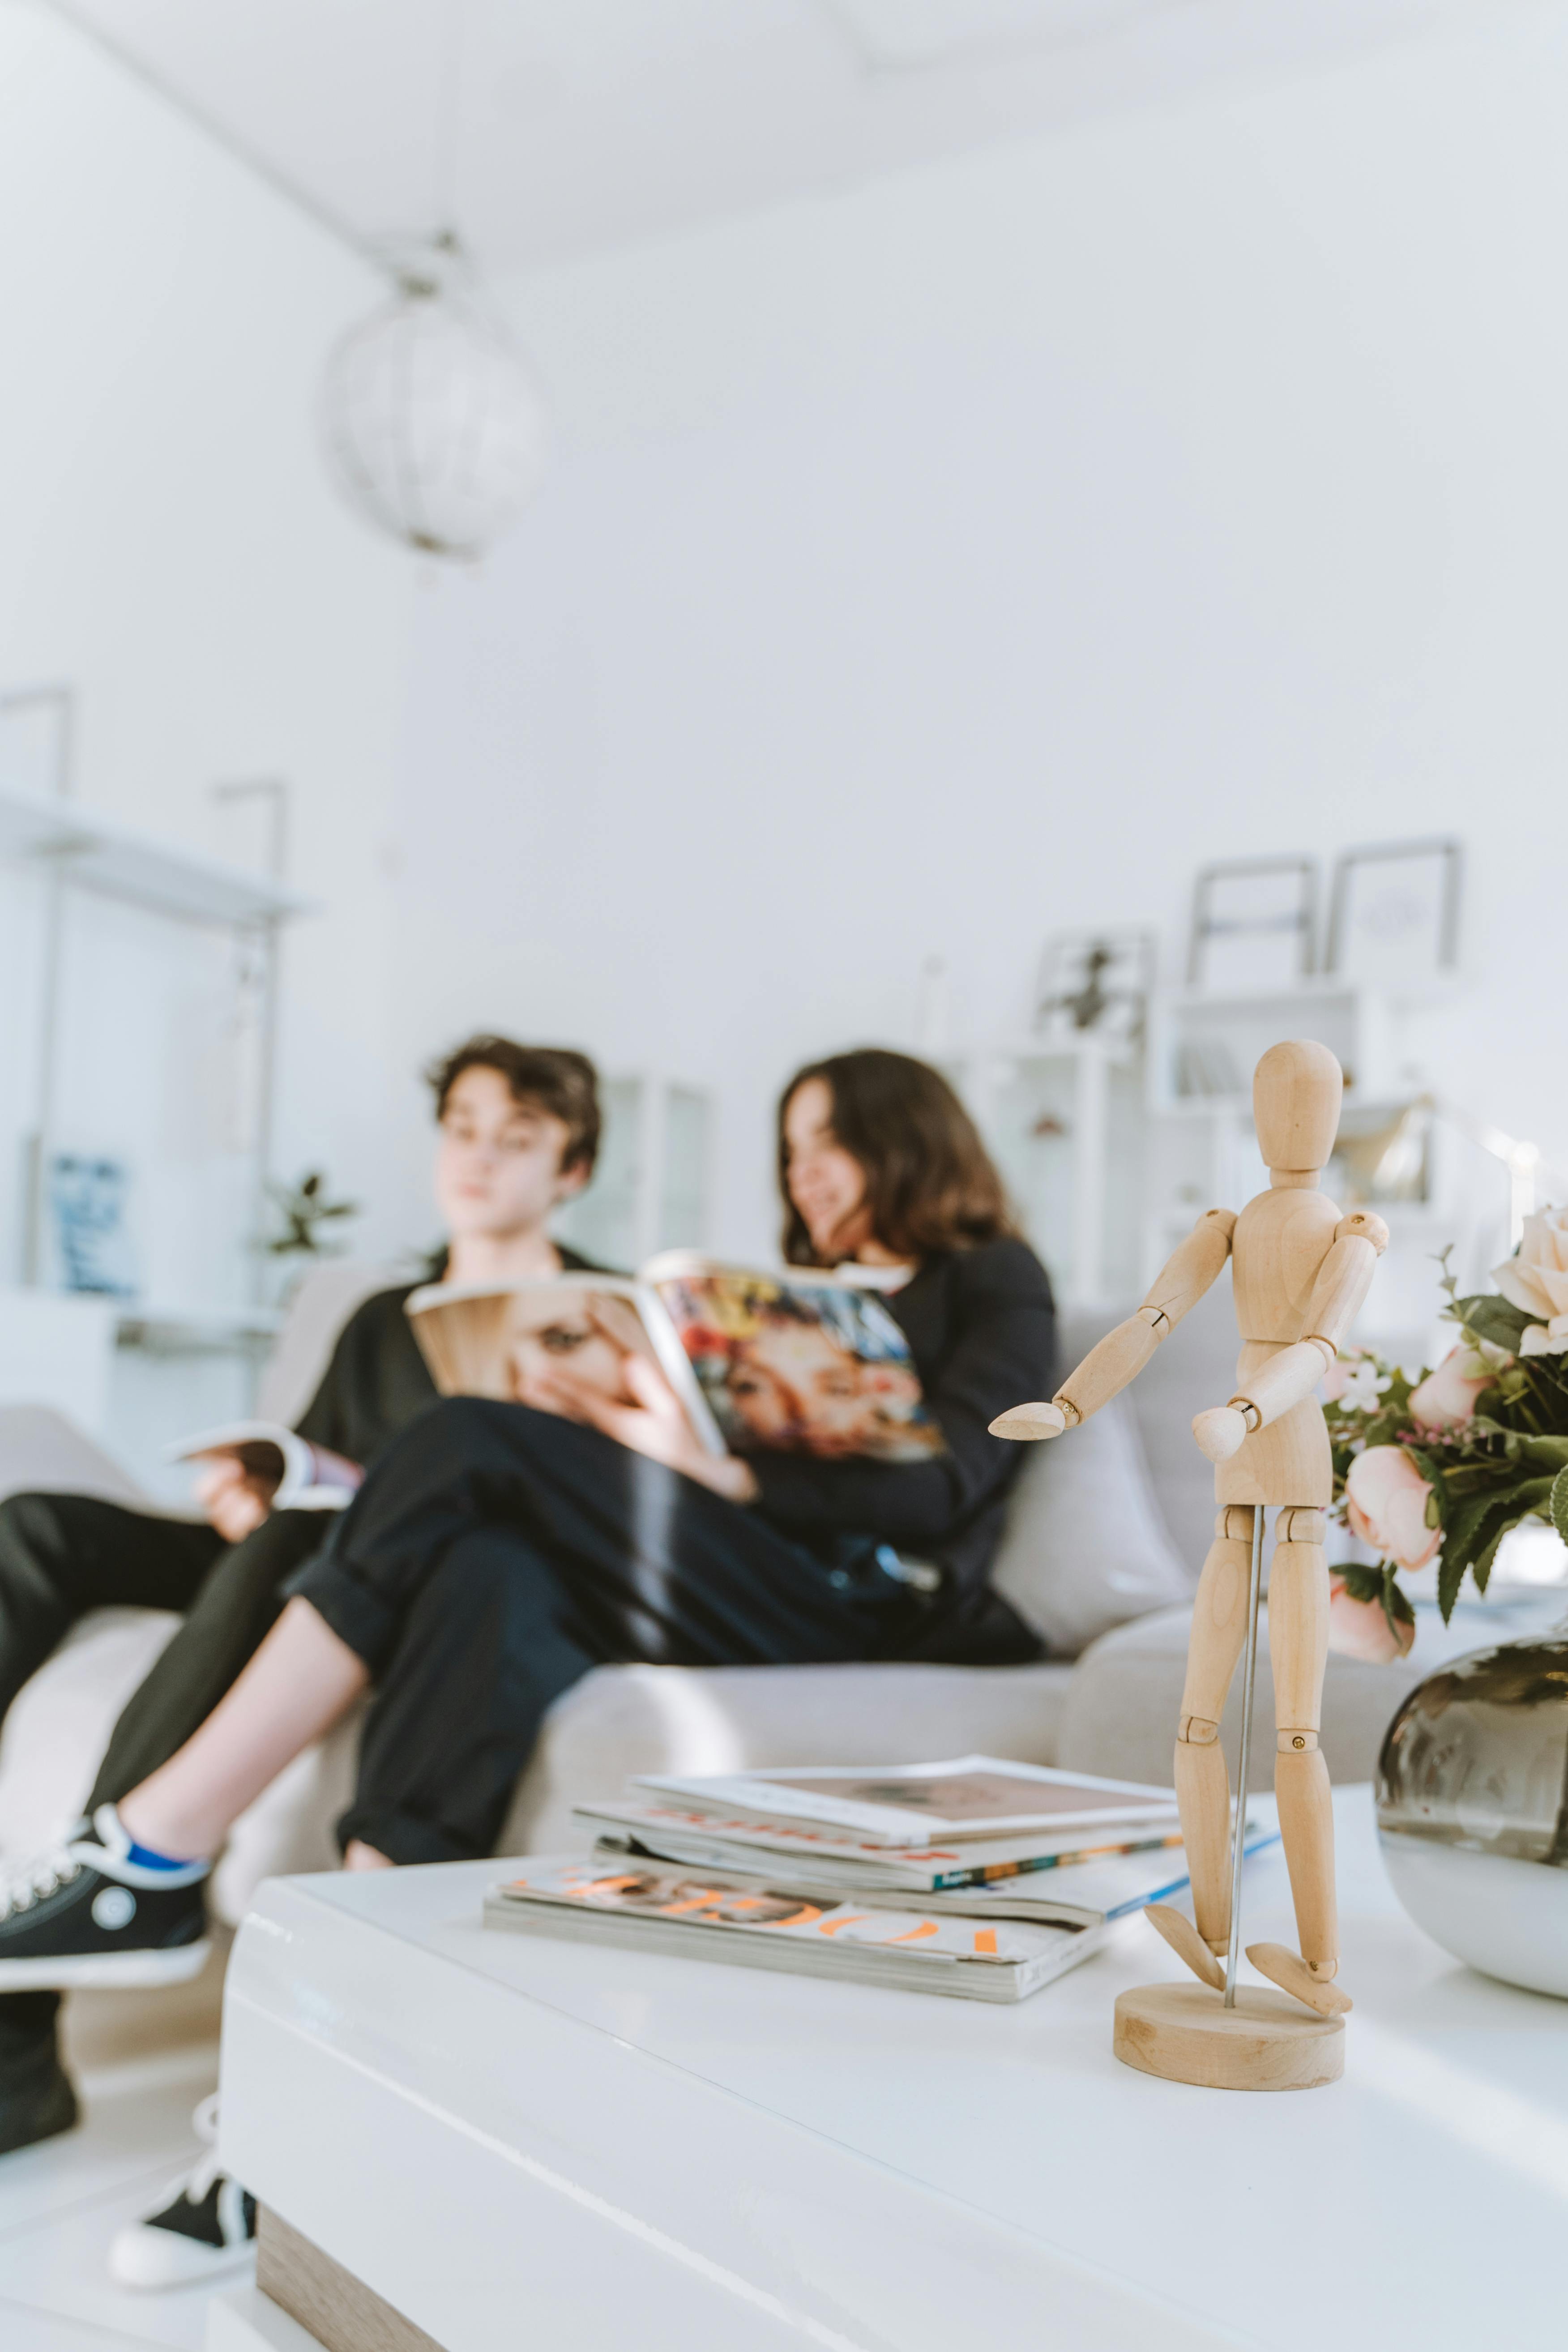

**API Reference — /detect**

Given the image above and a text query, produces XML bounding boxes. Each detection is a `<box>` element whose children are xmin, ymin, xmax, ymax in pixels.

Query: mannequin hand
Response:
<box><xmin>989</xmin><ymin>1401</ymin><xmax>1068</xmax><ymax>1441</ymax></box>
<box><xmin>532</xmin><ymin>1352</ymin><xmax>759</xmax><ymax>1504</ymax></box>
<box><xmin>1192</xmin><ymin>1405</ymin><xmax>1249</xmax><ymax>1463</ymax></box>
<box><xmin>192</xmin><ymin>1454</ymin><xmax>272</xmax><ymax>1542</ymax></box>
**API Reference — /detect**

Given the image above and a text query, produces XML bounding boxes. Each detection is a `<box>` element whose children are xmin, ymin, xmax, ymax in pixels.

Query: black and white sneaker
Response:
<box><xmin>109</xmin><ymin>2095</ymin><xmax>256</xmax><ymax>2289</ymax></box>
<box><xmin>0</xmin><ymin>1807</ymin><xmax>209</xmax><ymax>1989</ymax></box>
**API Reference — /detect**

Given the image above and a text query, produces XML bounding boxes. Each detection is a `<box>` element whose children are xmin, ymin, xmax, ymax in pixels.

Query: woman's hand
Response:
<box><xmin>192</xmin><ymin>1453</ymin><xmax>272</xmax><ymax>1543</ymax></box>
<box><xmin>534</xmin><ymin>1352</ymin><xmax>759</xmax><ymax>1504</ymax></box>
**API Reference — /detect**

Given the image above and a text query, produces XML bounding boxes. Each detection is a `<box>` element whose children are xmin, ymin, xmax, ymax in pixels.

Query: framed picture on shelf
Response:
<box><xmin>1034</xmin><ymin>930</ymin><xmax>1154</xmax><ymax>1042</ymax></box>
<box><xmin>1186</xmin><ymin>857</ymin><xmax>1318</xmax><ymax>992</ymax></box>
<box><xmin>1324</xmin><ymin>838</ymin><xmax>1462</xmax><ymax>986</ymax></box>
<box><xmin>49</xmin><ymin>1152</ymin><xmax>137</xmax><ymax>1297</ymax></box>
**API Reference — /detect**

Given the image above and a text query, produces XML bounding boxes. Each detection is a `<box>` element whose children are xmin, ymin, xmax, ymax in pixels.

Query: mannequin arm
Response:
<box><xmin>1192</xmin><ymin>1211</ymin><xmax>1389</xmax><ymax>1462</ymax></box>
<box><xmin>992</xmin><ymin>1209</ymin><xmax>1235</xmax><ymax>1440</ymax></box>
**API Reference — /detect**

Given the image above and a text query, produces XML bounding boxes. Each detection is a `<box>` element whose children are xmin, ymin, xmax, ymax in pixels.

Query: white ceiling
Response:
<box><xmin>48</xmin><ymin>0</ymin><xmax>1517</xmax><ymax>278</ymax></box>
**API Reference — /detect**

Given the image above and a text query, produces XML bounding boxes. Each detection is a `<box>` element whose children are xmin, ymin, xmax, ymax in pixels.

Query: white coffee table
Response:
<box><xmin>213</xmin><ymin>1787</ymin><xmax>1567</xmax><ymax>2352</ymax></box>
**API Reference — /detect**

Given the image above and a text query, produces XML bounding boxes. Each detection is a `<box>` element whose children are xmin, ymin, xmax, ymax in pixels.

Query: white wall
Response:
<box><xmin>0</xmin><ymin>4</ymin><xmax>414</xmax><ymax>1295</ymax></box>
<box><xmin>391</xmin><ymin>4</ymin><xmax>1568</xmax><ymax>1268</ymax></box>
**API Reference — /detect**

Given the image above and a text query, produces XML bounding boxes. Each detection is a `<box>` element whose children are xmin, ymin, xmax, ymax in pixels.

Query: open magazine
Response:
<box><xmin>165</xmin><ymin>1423</ymin><xmax>364</xmax><ymax>1513</ymax></box>
<box><xmin>405</xmin><ymin>1252</ymin><xmax>945</xmax><ymax>1464</ymax></box>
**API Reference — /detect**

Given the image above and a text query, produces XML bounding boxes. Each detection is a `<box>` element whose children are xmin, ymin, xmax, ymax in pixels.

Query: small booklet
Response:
<box><xmin>405</xmin><ymin>1252</ymin><xmax>945</xmax><ymax>1464</ymax></box>
<box><xmin>165</xmin><ymin>1422</ymin><xmax>363</xmax><ymax>1513</ymax></box>
<box><xmin>627</xmin><ymin>1756</ymin><xmax>1181</xmax><ymax>1848</ymax></box>
<box><xmin>483</xmin><ymin>1858</ymin><xmax>1107</xmax><ymax>2003</ymax></box>
<box><xmin>573</xmin><ymin>1796</ymin><xmax>1185</xmax><ymax>1893</ymax></box>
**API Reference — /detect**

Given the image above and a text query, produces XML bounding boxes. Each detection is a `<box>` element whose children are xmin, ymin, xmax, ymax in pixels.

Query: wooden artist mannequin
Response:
<box><xmin>993</xmin><ymin>1041</ymin><xmax>1387</xmax><ymax>2084</ymax></box>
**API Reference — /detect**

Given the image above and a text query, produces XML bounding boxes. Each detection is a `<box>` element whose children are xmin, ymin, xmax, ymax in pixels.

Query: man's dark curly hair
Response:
<box><xmin>426</xmin><ymin>1036</ymin><xmax>601</xmax><ymax>1176</ymax></box>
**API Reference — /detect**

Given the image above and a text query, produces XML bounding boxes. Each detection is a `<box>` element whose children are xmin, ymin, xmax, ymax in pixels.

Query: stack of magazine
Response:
<box><xmin>484</xmin><ymin>1757</ymin><xmax>1271</xmax><ymax>2005</ymax></box>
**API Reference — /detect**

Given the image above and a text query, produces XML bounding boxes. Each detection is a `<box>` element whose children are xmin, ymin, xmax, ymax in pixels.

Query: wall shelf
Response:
<box><xmin>0</xmin><ymin>785</ymin><xmax>312</xmax><ymax>928</ymax></box>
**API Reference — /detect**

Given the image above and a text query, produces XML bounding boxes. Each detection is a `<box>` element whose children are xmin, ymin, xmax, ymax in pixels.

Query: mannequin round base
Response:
<box><xmin>1113</xmin><ymin>1980</ymin><xmax>1344</xmax><ymax>2091</ymax></box>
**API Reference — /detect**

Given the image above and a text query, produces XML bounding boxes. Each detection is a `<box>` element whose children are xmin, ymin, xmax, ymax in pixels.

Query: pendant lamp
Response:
<box><xmin>320</xmin><ymin>236</ymin><xmax>549</xmax><ymax>560</ymax></box>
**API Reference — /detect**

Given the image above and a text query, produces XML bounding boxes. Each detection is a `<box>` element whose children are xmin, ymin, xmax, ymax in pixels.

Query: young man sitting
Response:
<box><xmin>0</xmin><ymin>1036</ymin><xmax>602</xmax><ymax>2200</ymax></box>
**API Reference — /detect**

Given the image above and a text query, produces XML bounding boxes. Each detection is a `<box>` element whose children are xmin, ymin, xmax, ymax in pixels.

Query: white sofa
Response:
<box><xmin>0</xmin><ymin>1265</ymin><xmax>1460</xmax><ymax>1920</ymax></box>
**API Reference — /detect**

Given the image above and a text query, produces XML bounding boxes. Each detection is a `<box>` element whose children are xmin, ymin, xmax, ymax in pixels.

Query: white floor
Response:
<box><xmin>0</xmin><ymin>1945</ymin><xmax>243</xmax><ymax>2352</ymax></box>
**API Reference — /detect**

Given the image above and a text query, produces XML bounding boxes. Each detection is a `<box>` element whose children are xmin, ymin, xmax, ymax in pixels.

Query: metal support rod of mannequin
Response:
<box><xmin>1223</xmin><ymin>1508</ymin><xmax>1266</xmax><ymax>2008</ymax></box>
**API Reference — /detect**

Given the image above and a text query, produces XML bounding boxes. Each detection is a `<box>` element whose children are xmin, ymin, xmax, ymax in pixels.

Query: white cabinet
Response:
<box><xmin>948</xmin><ymin>1037</ymin><xmax>1143</xmax><ymax>1310</ymax></box>
<box><xmin>552</xmin><ymin>1076</ymin><xmax>712</xmax><ymax>1274</ymax></box>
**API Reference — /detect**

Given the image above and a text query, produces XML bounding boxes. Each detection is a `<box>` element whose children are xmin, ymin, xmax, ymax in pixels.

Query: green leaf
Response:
<box><xmin>1337</xmin><ymin>1563</ymin><xmax>1385</xmax><ymax>1606</ymax></box>
<box><xmin>1436</xmin><ymin>1491</ymin><xmax>1506</xmax><ymax>1620</ymax></box>
<box><xmin>1553</xmin><ymin>1467</ymin><xmax>1568</xmax><ymax>1548</ymax></box>
<box><xmin>1378</xmin><ymin>1565</ymin><xmax>1410</xmax><ymax>1642</ymax></box>
<box><xmin>1470</xmin><ymin>1500</ymin><xmax>1547</xmax><ymax>1591</ymax></box>
<box><xmin>1456</xmin><ymin>1294</ymin><xmax>1533</xmax><ymax>1351</ymax></box>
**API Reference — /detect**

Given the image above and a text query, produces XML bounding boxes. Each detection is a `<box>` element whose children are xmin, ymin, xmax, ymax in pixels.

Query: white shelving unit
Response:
<box><xmin>0</xmin><ymin>770</ymin><xmax>318</xmax><ymax>1464</ymax></box>
<box><xmin>947</xmin><ymin>1034</ymin><xmax>1143</xmax><ymax>1310</ymax></box>
<box><xmin>553</xmin><ymin>1075</ymin><xmax>713</xmax><ymax>1273</ymax></box>
<box><xmin>1147</xmin><ymin>979</ymin><xmax>1397</xmax><ymax>1118</ymax></box>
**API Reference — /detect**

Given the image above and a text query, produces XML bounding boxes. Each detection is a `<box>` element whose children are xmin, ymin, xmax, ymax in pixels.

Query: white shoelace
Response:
<box><xmin>0</xmin><ymin>1836</ymin><xmax>85</xmax><ymax>1922</ymax></box>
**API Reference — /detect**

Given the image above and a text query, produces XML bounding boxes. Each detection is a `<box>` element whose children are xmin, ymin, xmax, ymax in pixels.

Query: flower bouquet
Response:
<box><xmin>1322</xmin><ymin>1207</ymin><xmax>1568</xmax><ymax>1663</ymax></box>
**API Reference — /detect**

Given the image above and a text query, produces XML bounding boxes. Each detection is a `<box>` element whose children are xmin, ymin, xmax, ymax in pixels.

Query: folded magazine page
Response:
<box><xmin>629</xmin><ymin>1756</ymin><xmax>1182</xmax><ymax>1846</ymax></box>
<box><xmin>483</xmin><ymin>1860</ymin><xmax>1104</xmax><ymax>2002</ymax></box>
<box><xmin>405</xmin><ymin>1276</ymin><xmax>726</xmax><ymax>1456</ymax></box>
<box><xmin>406</xmin><ymin>1253</ymin><xmax>946</xmax><ymax>1463</ymax></box>
<box><xmin>166</xmin><ymin>1422</ymin><xmax>363</xmax><ymax>1512</ymax></box>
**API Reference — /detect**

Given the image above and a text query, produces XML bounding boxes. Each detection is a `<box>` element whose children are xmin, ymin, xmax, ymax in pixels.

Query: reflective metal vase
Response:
<box><xmin>1376</xmin><ymin>1621</ymin><xmax>1568</xmax><ymax>1999</ymax></box>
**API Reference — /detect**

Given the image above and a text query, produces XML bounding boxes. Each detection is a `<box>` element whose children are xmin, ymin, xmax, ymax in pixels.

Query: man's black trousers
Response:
<box><xmin>297</xmin><ymin>1398</ymin><xmax>930</xmax><ymax>1868</ymax></box>
<box><xmin>0</xmin><ymin>1493</ymin><xmax>329</xmax><ymax>1809</ymax></box>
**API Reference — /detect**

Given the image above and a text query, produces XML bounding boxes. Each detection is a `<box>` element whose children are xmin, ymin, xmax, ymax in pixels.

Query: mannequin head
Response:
<box><xmin>1252</xmin><ymin>1040</ymin><xmax>1342</xmax><ymax>1176</ymax></box>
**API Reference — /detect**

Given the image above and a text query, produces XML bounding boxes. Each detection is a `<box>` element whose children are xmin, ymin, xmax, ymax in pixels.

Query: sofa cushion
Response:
<box><xmin>499</xmin><ymin>1659</ymin><xmax>1077</xmax><ymax>1854</ymax></box>
<box><xmin>1057</xmin><ymin>1291</ymin><xmax>1243</xmax><ymax>1580</ymax></box>
<box><xmin>989</xmin><ymin>1395</ymin><xmax>1194</xmax><ymax>1658</ymax></box>
<box><xmin>1053</xmin><ymin>1594</ymin><xmax>1563</xmax><ymax>1792</ymax></box>
<box><xmin>0</xmin><ymin>1405</ymin><xmax>151</xmax><ymax>1513</ymax></box>
<box><xmin>0</xmin><ymin>1605</ymin><xmax>181</xmax><ymax>1855</ymax></box>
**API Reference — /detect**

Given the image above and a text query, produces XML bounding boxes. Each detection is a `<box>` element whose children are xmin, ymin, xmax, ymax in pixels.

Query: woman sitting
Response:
<box><xmin>0</xmin><ymin>1048</ymin><xmax>1056</xmax><ymax>1952</ymax></box>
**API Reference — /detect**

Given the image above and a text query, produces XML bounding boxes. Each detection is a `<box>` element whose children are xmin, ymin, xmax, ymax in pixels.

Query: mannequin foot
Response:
<box><xmin>1246</xmin><ymin>1943</ymin><xmax>1352</xmax><ymax>2017</ymax></box>
<box><xmin>1145</xmin><ymin>1904</ymin><xmax>1224</xmax><ymax>1990</ymax></box>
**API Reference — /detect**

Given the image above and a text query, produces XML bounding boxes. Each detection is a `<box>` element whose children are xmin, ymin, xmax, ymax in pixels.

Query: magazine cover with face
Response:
<box><xmin>651</xmin><ymin>1263</ymin><xmax>944</xmax><ymax>1463</ymax></box>
<box><xmin>404</xmin><ymin>1257</ymin><xmax>946</xmax><ymax>1464</ymax></box>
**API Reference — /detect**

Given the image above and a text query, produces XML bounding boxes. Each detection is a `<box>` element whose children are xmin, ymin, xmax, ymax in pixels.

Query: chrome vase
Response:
<box><xmin>1376</xmin><ymin>1621</ymin><xmax>1568</xmax><ymax>1999</ymax></box>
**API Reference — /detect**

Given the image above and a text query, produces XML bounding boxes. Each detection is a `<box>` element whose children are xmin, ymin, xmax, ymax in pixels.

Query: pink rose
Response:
<box><xmin>1327</xmin><ymin>1575</ymin><xmax>1417</xmax><ymax>1662</ymax></box>
<box><xmin>1344</xmin><ymin>1445</ymin><xmax>1440</xmax><ymax>1572</ymax></box>
<box><xmin>1408</xmin><ymin>1346</ymin><xmax>1490</xmax><ymax>1433</ymax></box>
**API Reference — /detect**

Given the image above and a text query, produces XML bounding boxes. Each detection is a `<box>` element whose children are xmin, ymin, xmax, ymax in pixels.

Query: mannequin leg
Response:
<box><xmin>1174</xmin><ymin>1506</ymin><xmax>1254</xmax><ymax>1952</ymax></box>
<box><xmin>1266</xmin><ymin>1509</ymin><xmax>1336</xmax><ymax>1976</ymax></box>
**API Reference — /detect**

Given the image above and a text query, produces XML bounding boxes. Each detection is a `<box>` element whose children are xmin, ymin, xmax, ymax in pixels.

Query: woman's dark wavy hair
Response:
<box><xmin>778</xmin><ymin>1048</ymin><xmax>1017</xmax><ymax>1266</ymax></box>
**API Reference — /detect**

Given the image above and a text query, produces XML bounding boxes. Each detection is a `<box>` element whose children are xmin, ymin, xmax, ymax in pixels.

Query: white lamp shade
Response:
<box><xmin>321</xmin><ymin>287</ymin><xmax>549</xmax><ymax>559</ymax></box>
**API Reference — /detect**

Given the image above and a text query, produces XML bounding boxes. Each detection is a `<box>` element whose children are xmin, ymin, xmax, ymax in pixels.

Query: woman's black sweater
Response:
<box><xmin>748</xmin><ymin>1236</ymin><xmax>1056</xmax><ymax>1628</ymax></box>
